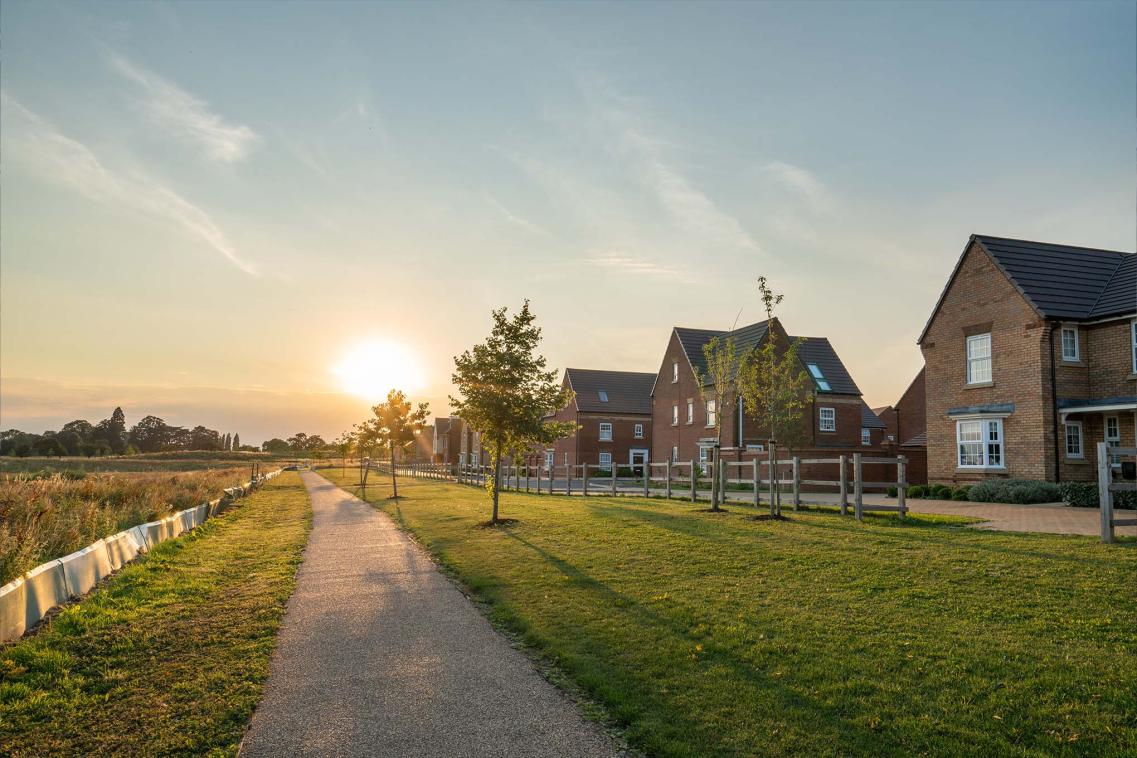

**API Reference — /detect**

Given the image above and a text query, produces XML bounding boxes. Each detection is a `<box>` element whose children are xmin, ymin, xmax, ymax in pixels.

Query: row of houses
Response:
<box><xmin>429</xmin><ymin>234</ymin><xmax>1135</xmax><ymax>488</ymax></box>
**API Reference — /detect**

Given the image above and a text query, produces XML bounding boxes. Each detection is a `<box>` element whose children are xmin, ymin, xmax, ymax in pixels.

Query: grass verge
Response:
<box><xmin>0</xmin><ymin>472</ymin><xmax>312</xmax><ymax>757</ymax></box>
<box><xmin>322</xmin><ymin>469</ymin><xmax>1136</xmax><ymax>757</ymax></box>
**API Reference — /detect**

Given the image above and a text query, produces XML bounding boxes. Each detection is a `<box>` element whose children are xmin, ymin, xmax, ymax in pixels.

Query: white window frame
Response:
<box><xmin>544</xmin><ymin>450</ymin><xmax>554</xmax><ymax>471</ymax></box>
<box><xmin>672</xmin><ymin>361</ymin><xmax>679</xmax><ymax>383</ymax></box>
<box><xmin>698</xmin><ymin>445</ymin><xmax>711</xmax><ymax>468</ymax></box>
<box><xmin>706</xmin><ymin>399</ymin><xmax>717</xmax><ymax>428</ymax></box>
<box><xmin>1132</xmin><ymin>320</ymin><xmax>1137</xmax><ymax>374</ymax></box>
<box><xmin>1060</xmin><ymin>327</ymin><xmax>1079</xmax><ymax>362</ymax></box>
<box><xmin>633</xmin><ymin>423</ymin><xmax>644</xmax><ymax>439</ymax></box>
<box><xmin>672</xmin><ymin>404</ymin><xmax>679</xmax><ymax>426</ymax></box>
<box><xmin>861</xmin><ymin>427</ymin><xmax>872</xmax><ymax>446</ymax></box>
<box><xmin>966</xmin><ymin>333</ymin><xmax>992</xmax><ymax>385</ymax></box>
<box><xmin>819</xmin><ymin>407</ymin><xmax>836</xmax><ymax>432</ymax></box>
<box><xmin>1106</xmin><ymin>416</ymin><xmax>1121</xmax><ymax>467</ymax></box>
<box><xmin>686</xmin><ymin>399</ymin><xmax>694</xmax><ymax>424</ymax></box>
<box><xmin>1064</xmin><ymin>420</ymin><xmax>1083</xmax><ymax>459</ymax></box>
<box><xmin>598</xmin><ymin>452</ymin><xmax>613</xmax><ymax>469</ymax></box>
<box><xmin>956</xmin><ymin>417</ymin><xmax>1005</xmax><ymax>469</ymax></box>
<box><xmin>671</xmin><ymin>445</ymin><xmax>679</xmax><ymax>462</ymax></box>
<box><xmin>598</xmin><ymin>422</ymin><xmax>613</xmax><ymax>441</ymax></box>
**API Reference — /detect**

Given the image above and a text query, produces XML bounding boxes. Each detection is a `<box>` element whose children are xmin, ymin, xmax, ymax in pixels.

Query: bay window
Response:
<box><xmin>957</xmin><ymin>418</ymin><xmax>1004</xmax><ymax>468</ymax></box>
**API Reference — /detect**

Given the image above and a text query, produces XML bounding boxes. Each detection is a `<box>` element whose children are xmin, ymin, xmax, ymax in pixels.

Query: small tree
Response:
<box><xmin>353</xmin><ymin>421</ymin><xmax>378</xmax><ymax>489</ymax></box>
<box><xmin>371</xmin><ymin>389</ymin><xmax>430</xmax><ymax>500</ymax></box>
<box><xmin>334</xmin><ymin>431</ymin><xmax>354</xmax><ymax>475</ymax></box>
<box><xmin>737</xmin><ymin>277</ymin><xmax>812</xmax><ymax>516</ymax></box>
<box><xmin>695</xmin><ymin>335</ymin><xmax>738</xmax><ymax>512</ymax></box>
<box><xmin>232</xmin><ymin>433</ymin><xmax>240</xmax><ymax>450</ymax></box>
<box><xmin>451</xmin><ymin>301</ymin><xmax>575</xmax><ymax>524</ymax></box>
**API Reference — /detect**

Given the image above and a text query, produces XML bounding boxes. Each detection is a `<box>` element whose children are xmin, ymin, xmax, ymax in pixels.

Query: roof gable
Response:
<box><xmin>860</xmin><ymin>402</ymin><xmax>886</xmax><ymax>429</ymax></box>
<box><xmin>565</xmin><ymin>368</ymin><xmax>655</xmax><ymax>414</ymax></box>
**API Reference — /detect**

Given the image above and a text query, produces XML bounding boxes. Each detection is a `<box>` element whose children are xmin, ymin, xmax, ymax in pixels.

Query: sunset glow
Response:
<box><xmin>332</xmin><ymin>339</ymin><xmax>425</xmax><ymax>403</ymax></box>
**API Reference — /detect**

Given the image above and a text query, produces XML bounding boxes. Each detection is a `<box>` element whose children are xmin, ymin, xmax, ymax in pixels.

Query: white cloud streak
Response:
<box><xmin>108</xmin><ymin>53</ymin><xmax>259</xmax><ymax>163</ymax></box>
<box><xmin>762</xmin><ymin>161</ymin><xmax>831</xmax><ymax>210</ymax></box>
<box><xmin>483</xmin><ymin>192</ymin><xmax>553</xmax><ymax>238</ymax></box>
<box><xmin>583</xmin><ymin>251</ymin><xmax>690</xmax><ymax>281</ymax></box>
<box><xmin>1</xmin><ymin>93</ymin><xmax>258</xmax><ymax>276</ymax></box>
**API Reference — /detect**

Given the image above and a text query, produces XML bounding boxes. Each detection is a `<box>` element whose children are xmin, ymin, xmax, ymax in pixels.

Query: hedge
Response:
<box><xmin>967</xmin><ymin>479</ymin><xmax>1061</xmax><ymax>504</ymax></box>
<box><xmin>1059</xmin><ymin>481</ymin><xmax>1137</xmax><ymax>509</ymax></box>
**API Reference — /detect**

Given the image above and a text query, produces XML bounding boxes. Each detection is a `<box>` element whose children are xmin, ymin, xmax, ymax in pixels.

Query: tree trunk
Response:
<box><xmin>492</xmin><ymin>441</ymin><xmax>502</xmax><ymax>523</ymax></box>
<box><xmin>390</xmin><ymin>442</ymin><xmax>399</xmax><ymax>499</ymax></box>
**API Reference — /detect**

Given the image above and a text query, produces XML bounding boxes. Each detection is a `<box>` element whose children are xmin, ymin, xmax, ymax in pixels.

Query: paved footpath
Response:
<box><xmin>240</xmin><ymin>471</ymin><xmax>620</xmax><ymax>758</ymax></box>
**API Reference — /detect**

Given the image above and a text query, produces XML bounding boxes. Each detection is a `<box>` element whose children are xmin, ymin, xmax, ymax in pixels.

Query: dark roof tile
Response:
<box><xmin>566</xmin><ymin>368</ymin><xmax>655</xmax><ymax>414</ymax></box>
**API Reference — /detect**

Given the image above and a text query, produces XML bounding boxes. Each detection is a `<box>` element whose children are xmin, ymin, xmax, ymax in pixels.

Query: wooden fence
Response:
<box><xmin>389</xmin><ymin>451</ymin><xmax>910</xmax><ymax>521</ymax></box>
<box><xmin>1097</xmin><ymin>441</ymin><xmax>1137</xmax><ymax>544</ymax></box>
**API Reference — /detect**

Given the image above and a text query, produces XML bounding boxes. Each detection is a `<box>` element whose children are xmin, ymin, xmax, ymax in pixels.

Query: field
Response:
<box><xmin>0</xmin><ymin>465</ymin><xmax>259</xmax><ymax>584</ymax></box>
<box><xmin>321</xmin><ymin>469</ymin><xmax>1137</xmax><ymax>757</ymax></box>
<box><xmin>0</xmin><ymin>451</ymin><xmax>291</xmax><ymax>474</ymax></box>
<box><xmin>0</xmin><ymin>472</ymin><xmax>312</xmax><ymax>757</ymax></box>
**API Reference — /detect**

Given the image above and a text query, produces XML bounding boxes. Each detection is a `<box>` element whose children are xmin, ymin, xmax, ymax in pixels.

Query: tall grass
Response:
<box><xmin>0</xmin><ymin>467</ymin><xmax>252</xmax><ymax>584</ymax></box>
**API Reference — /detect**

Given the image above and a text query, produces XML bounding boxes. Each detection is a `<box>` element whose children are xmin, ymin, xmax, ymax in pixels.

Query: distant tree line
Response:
<box><xmin>0</xmin><ymin>406</ymin><xmax>255</xmax><ymax>457</ymax></box>
<box><xmin>259</xmin><ymin>432</ymin><xmax>328</xmax><ymax>454</ymax></box>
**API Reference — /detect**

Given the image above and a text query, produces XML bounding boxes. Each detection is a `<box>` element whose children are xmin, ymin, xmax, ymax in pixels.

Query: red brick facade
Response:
<box><xmin>545</xmin><ymin>373</ymin><xmax>653</xmax><ymax>469</ymax></box>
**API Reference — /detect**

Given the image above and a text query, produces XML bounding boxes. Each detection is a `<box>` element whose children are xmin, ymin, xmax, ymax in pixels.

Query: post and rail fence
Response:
<box><xmin>1097</xmin><ymin>441</ymin><xmax>1137</xmax><ymax>544</ymax></box>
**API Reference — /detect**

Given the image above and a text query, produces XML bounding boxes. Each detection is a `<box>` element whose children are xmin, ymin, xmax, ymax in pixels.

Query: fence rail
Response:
<box><xmin>1098</xmin><ymin>442</ymin><xmax>1137</xmax><ymax>543</ymax></box>
<box><xmin>384</xmin><ymin>450</ymin><xmax>909</xmax><ymax>522</ymax></box>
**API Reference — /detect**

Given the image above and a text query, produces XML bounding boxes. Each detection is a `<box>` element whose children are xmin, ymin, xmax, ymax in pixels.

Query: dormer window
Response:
<box><xmin>598</xmin><ymin>390</ymin><xmax>609</xmax><ymax>402</ymax></box>
<box><xmin>806</xmin><ymin>363</ymin><xmax>831</xmax><ymax>392</ymax></box>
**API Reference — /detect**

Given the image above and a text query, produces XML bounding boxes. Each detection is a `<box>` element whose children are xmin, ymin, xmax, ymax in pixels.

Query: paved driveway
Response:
<box><xmin>240</xmin><ymin>471</ymin><xmax>620</xmax><ymax>758</ymax></box>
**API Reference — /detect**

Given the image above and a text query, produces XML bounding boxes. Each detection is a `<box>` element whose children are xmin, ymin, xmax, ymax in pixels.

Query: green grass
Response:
<box><xmin>0</xmin><ymin>472</ymin><xmax>312</xmax><ymax>757</ymax></box>
<box><xmin>324</xmin><ymin>469</ymin><xmax>1136</xmax><ymax>757</ymax></box>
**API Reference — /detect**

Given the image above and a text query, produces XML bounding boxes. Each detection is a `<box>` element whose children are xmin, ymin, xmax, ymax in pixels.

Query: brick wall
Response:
<box><xmin>1085</xmin><ymin>319</ymin><xmax>1137</xmax><ymax>398</ymax></box>
<box><xmin>921</xmin><ymin>240</ymin><xmax>1054</xmax><ymax>484</ymax></box>
<box><xmin>895</xmin><ymin>368</ymin><xmax>926</xmax><ymax>446</ymax></box>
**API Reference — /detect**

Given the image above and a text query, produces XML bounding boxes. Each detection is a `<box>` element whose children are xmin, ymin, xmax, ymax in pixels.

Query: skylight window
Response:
<box><xmin>598</xmin><ymin>390</ymin><xmax>609</xmax><ymax>402</ymax></box>
<box><xmin>806</xmin><ymin>363</ymin><xmax>831</xmax><ymax>391</ymax></box>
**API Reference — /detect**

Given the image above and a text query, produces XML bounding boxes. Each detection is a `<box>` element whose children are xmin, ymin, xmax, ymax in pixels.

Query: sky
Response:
<box><xmin>1</xmin><ymin>1</ymin><xmax>1134</xmax><ymax>444</ymax></box>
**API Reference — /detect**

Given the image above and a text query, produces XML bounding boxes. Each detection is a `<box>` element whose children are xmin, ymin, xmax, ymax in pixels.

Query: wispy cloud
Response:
<box><xmin>1</xmin><ymin>93</ymin><xmax>258</xmax><ymax>276</ymax></box>
<box><xmin>483</xmin><ymin>192</ymin><xmax>553</xmax><ymax>238</ymax></box>
<box><xmin>583</xmin><ymin>250</ymin><xmax>691</xmax><ymax>281</ymax></box>
<box><xmin>762</xmin><ymin>161</ymin><xmax>831</xmax><ymax>210</ymax></box>
<box><xmin>108</xmin><ymin>53</ymin><xmax>259</xmax><ymax>163</ymax></box>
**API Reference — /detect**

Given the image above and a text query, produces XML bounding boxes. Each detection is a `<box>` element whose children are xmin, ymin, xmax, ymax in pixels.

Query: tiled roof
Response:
<box><xmin>566</xmin><ymin>368</ymin><xmax>655</xmax><ymax>414</ymax></box>
<box><xmin>860</xmin><ymin>403</ymin><xmax>886</xmax><ymax>429</ymax></box>
<box><xmin>900</xmin><ymin>432</ymin><xmax>926</xmax><ymax>448</ymax></box>
<box><xmin>792</xmin><ymin>336</ymin><xmax>861</xmax><ymax>395</ymax></box>
<box><xmin>976</xmin><ymin>235</ymin><xmax>1134</xmax><ymax>320</ymax></box>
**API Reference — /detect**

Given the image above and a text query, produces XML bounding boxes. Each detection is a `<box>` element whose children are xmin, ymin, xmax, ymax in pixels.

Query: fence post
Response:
<box><xmin>839</xmin><ymin>454</ymin><xmax>848</xmax><ymax>516</ymax></box>
<box><xmin>690</xmin><ymin>460</ymin><xmax>697</xmax><ymax>502</ymax></box>
<box><xmin>719</xmin><ymin>457</ymin><xmax>728</xmax><ymax>506</ymax></box>
<box><xmin>644</xmin><ymin>462</ymin><xmax>651</xmax><ymax>497</ymax></box>
<box><xmin>854</xmin><ymin>453</ymin><xmax>864</xmax><ymax>522</ymax></box>
<box><xmin>566</xmin><ymin>464</ymin><xmax>572</xmax><ymax>495</ymax></box>
<box><xmin>582</xmin><ymin>463</ymin><xmax>589</xmax><ymax>496</ymax></box>
<box><xmin>897</xmin><ymin>455</ymin><xmax>907</xmax><ymax>519</ymax></box>
<box><xmin>792</xmin><ymin>456</ymin><xmax>801</xmax><ymax>510</ymax></box>
<box><xmin>1098</xmin><ymin>441</ymin><xmax>1114</xmax><ymax>543</ymax></box>
<box><xmin>611</xmin><ymin>461</ymin><xmax>618</xmax><ymax>496</ymax></box>
<box><xmin>536</xmin><ymin>464</ymin><xmax>541</xmax><ymax>495</ymax></box>
<box><xmin>525</xmin><ymin>464</ymin><xmax>530</xmax><ymax>493</ymax></box>
<box><xmin>666</xmin><ymin>459</ymin><xmax>672</xmax><ymax>499</ymax></box>
<box><xmin>752</xmin><ymin>459</ymin><xmax>760</xmax><ymax>508</ymax></box>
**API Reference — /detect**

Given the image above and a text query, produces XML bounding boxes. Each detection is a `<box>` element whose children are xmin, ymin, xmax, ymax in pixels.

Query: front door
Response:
<box><xmin>630</xmin><ymin>448</ymin><xmax>649</xmax><ymax>474</ymax></box>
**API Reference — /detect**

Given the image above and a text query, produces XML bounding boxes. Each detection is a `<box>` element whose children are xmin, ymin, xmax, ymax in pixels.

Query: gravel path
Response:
<box><xmin>239</xmin><ymin>470</ymin><xmax>619</xmax><ymax>758</ymax></box>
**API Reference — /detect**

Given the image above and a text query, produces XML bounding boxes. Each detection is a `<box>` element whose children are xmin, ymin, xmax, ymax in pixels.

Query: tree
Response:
<box><xmin>333</xmin><ymin>431</ymin><xmax>354</xmax><ymax>475</ymax></box>
<box><xmin>695</xmin><ymin>335</ymin><xmax>738</xmax><ymax>512</ymax></box>
<box><xmin>737</xmin><ymin>277</ymin><xmax>812</xmax><ymax>516</ymax></box>
<box><xmin>451</xmin><ymin>301</ymin><xmax>576</xmax><ymax>524</ymax></box>
<box><xmin>370</xmin><ymin>389</ymin><xmax>430</xmax><ymax>500</ymax></box>
<box><xmin>93</xmin><ymin>407</ymin><xmax>128</xmax><ymax>454</ymax></box>
<box><xmin>129</xmin><ymin>415</ymin><xmax>173</xmax><ymax>453</ymax></box>
<box><xmin>190</xmin><ymin>425</ymin><xmax>222</xmax><ymax>451</ymax></box>
<box><xmin>33</xmin><ymin>436</ymin><xmax>65</xmax><ymax>456</ymax></box>
<box><xmin>305</xmin><ymin>435</ymin><xmax>326</xmax><ymax>451</ymax></box>
<box><xmin>353</xmin><ymin>421</ymin><xmax>379</xmax><ymax>488</ymax></box>
<box><xmin>287</xmin><ymin>432</ymin><xmax>309</xmax><ymax>452</ymax></box>
<box><xmin>262</xmin><ymin>438</ymin><xmax>290</xmax><ymax>454</ymax></box>
<box><xmin>56</xmin><ymin>430</ymin><xmax>83</xmax><ymax>457</ymax></box>
<box><xmin>232</xmin><ymin>433</ymin><xmax>240</xmax><ymax>450</ymax></box>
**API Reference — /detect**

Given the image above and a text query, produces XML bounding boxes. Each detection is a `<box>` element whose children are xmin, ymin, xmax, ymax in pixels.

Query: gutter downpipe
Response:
<box><xmin>1048</xmin><ymin>323</ymin><xmax>1061</xmax><ymax>483</ymax></box>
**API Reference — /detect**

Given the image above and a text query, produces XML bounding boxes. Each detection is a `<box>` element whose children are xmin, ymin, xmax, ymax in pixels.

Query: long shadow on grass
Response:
<box><xmin>574</xmin><ymin>499</ymin><xmax>777</xmax><ymax>546</ymax></box>
<box><xmin>502</xmin><ymin>529</ymin><xmax>884</xmax><ymax>753</ymax></box>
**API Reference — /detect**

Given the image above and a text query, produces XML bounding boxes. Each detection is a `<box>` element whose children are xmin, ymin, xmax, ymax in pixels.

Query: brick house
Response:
<box><xmin>431</xmin><ymin>417</ymin><xmax>462</xmax><ymax>464</ymax></box>
<box><xmin>873</xmin><ymin>368</ymin><xmax>926</xmax><ymax>447</ymax></box>
<box><xmin>919</xmin><ymin>234</ymin><xmax>1135</xmax><ymax>484</ymax></box>
<box><xmin>545</xmin><ymin>368</ymin><xmax>654</xmax><ymax>471</ymax></box>
<box><xmin>649</xmin><ymin>317</ymin><xmax>885</xmax><ymax>469</ymax></box>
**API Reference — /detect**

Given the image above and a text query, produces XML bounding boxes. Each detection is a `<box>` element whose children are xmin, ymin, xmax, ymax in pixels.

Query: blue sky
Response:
<box><xmin>1</xmin><ymin>1</ymin><xmax>1134</xmax><ymax>442</ymax></box>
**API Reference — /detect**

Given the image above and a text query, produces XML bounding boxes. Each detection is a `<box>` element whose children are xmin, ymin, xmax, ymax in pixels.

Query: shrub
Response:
<box><xmin>1059</xmin><ymin>481</ymin><xmax>1137</xmax><ymax>509</ymax></box>
<box><xmin>886</xmin><ymin>485</ymin><xmax>898</xmax><ymax>497</ymax></box>
<box><xmin>929</xmin><ymin>484</ymin><xmax>952</xmax><ymax>500</ymax></box>
<box><xmin>967</xmin><ymin>479</ymin><xmax>1061</xmax><ymax>504</ymax></box>
<box><xmin>951</xmin><ymin>486</ymin><xmax>971</xmax><ymax>501</ymax></box>
<box><xmin>906</xmin><ymin>484</ymin><xmax>926</xmax><ymax>499</ymax></box>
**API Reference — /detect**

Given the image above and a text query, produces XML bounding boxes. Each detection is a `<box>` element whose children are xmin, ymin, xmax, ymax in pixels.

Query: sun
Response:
<box><xmin>332</xmin><ymin>339</ymin><xmax>425</xmax><ymax>402</ymax></box>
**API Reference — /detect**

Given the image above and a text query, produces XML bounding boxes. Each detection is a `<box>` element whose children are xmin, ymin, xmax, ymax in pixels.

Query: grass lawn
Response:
<box><xmin>0</xmin><ymin>472</ymin><xmax>312</xmax><ymax>757</ymax></box>
<box><xmin>324</xmin><ymin>468</ymin><xmax>1136</xmax><ymax>757</ymax></box>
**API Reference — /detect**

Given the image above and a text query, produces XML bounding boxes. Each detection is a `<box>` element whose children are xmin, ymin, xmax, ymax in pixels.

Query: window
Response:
<box><xmin>966</xmin><ymin>333</ymin><xmax>992</xmax><ymax>384</ymax></box>
<box><xmin>861</xmin><ymin>427</ymin><xmax>872</xmax><ymax>446</ymax></box>
<box><xmin>806</xmin><ymin>363</ymin><xmax>831</xmax><ymax>392</ymax></box>
<box><xmin>599</xmin><ymin>452</ymin><xmax>612</xmax><ymax>469</ymax></box>
<box><xmin>1132</xmin><ymin>320</ymin><xmax>1137</xmax><ymax>374</ymax></box>
<box><xmin>544</xmin><ymin>450</ymin><xmax>554</xmax><ymax>471</ymax></box>
<box><xmin>686</xmin><ymin>399</ymin><xmax>694</xmax><ymax>424</ymax></box>
<box><xmin>956</xmin><ymin>419</ymin><xmax>1004</xmax><ymax>468</ymax></box>
<box><xmin>1064</xmin><ymin>421</ymin><xmax>1083</xmax><ymax>459</ymax></box>
<box><xmin>706</xmin><ymin>399</ymin><xmax>717</xmax><ymax>428</ymax></box>
<box><xmin>745</xmin><ymin>443</ymin><xmax>765</xmax><ymax>453</ymax></box>
<box><xmin>819</xmin><ymin>407</ymin><xmax>836</xmax><ymax>432</ymax></box>
<box><xmin>1106</xmin><ymin>416</ymin><xmax>1121</xmax><ymax>466</ymax></box>
<box><xmin>1060</xmin><ymin>327</ymin><xmax>1079</xmax><ymax>361</ymax></box>
<box><xmin>698</xmin><ymin>446</ymin><xmax>711</xmax><ymax>469</ymax></box>
<box><xmin>671</xmin><ymin>445</ymin><xmax>679</xmax><ymax>462</ymax></box>
<box><xmin>598</xmin><ymin>390</ymin><xmax>609</xmax><ymax>402</ymax></box>
<box><xmin>599</xmin><ymin>422</ymin><xmax>613</xmax><ymax>441</ymax></box>
<box><xmin>672</xmin><ymin>361</ymin><xmax>679</xmax><ymax>383</ymax></box>
<box><xmin>672</xmin><ymin>404</ymin><xmax>679</xmax><ymax>425</ymax></box>
<box><xmin>634</xmin><ymin>423</ymin><xmax>644</xmax><ymax>439</ymax></box>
